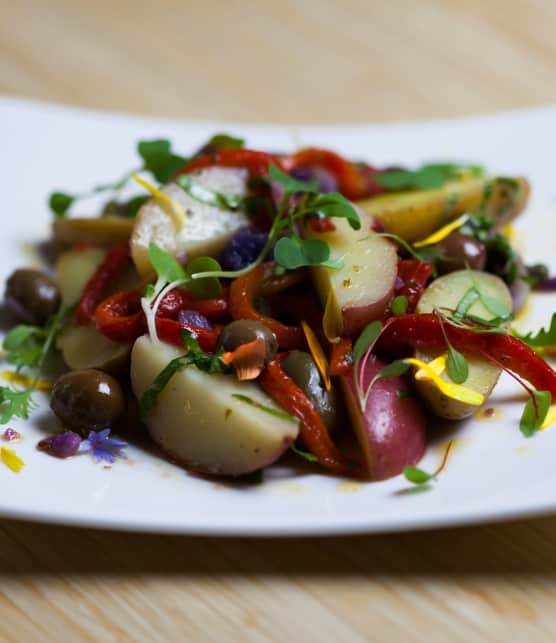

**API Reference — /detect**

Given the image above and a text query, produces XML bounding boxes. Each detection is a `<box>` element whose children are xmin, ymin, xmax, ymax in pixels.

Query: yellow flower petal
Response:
<box><xmin>413</xmin><ymin>214</ymin><xmax>469</xmax><ymax>248</ymax></box>
<box><xmin>132</xmin><ymin>174</ymin><xmax>185</xmax><ymax>230</ymax></box>
<box><xmin>301</xmin><ymin>321</ymin><xmax>331</xmax><ymax>392</ymax></box>
<box><xmin>406</xmin><ymin>356</ymin><xmax>484</xmax><ymax>406</ymax></box>
<box><xmin>2</xmin><ymin>371</ymin><xmax>52</xmax><ymax>391</ymax></box>
<box><xmin>322</xmin><ymin>288</ymin><xmax>341</xmax><ymax>344</ymax></box>
<box><xmin>540</xmin><ymin>406</ymin><xmax>556</xmax><ymax>431</ymax></box>
<box><xmin>1</xmin><ymin>447</ymin><xmax>24</xmax><ymax>473</ymax></box>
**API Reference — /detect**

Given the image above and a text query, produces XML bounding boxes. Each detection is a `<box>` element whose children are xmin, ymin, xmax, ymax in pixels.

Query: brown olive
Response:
<box><xmin>217</xmin><ymin>320</ymin><xmax>278</xmax><ymax>363</ymax></box>
<box><xmin>5</xmin><ymin>268</ymin><xmax>61</xmax><ymax>325</ymax></box>
<box><xmin>434</xmin><ymin>231</ymin><xmax>487</xmax><ymax>275</ymax></box>
<box><xmin>282</xmin><ymin>351</ymin><xmax>339</xmax><ymax>433</ymax></box>
<box><xmin>50</xmin><ymin>369</ymin><xmax>125</xmax><ymax>436</ymax></box>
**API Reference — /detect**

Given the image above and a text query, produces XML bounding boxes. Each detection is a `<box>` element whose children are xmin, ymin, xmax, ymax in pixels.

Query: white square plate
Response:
<box><xmin>1</xmin><ymin>97</ymin><xmax>556</xmax><ymax>535</ymax></box>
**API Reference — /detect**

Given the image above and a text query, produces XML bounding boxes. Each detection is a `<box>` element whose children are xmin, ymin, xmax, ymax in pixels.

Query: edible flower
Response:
<box><xmin>406</xmin><ymin>356</ymin><xmax>484</xmax><ymax>405</ymax></box>
<box><xmin>1</xmin><ymin>446</ymin><xmax>24</xmax><ymax>473</ymax></box>
<box><xmin>222</xmin><ymin>337</ymin><xmax>266</xmax><ymax>381</ymax></box>
<box><xmin>301</xmin><ymin>321</ymin><xmax>331</xmax><ymax>391</ymax></box>
<box><xmin>2</xmin><ymin>371</ymin><xmax>52</xmax><ymax>390</ymax></box>
<box><xmin>79</xmin><ymin>429</ymin><xmax>127</xmax><ymax>464</ymax></box>
<box><xmin>413</xmin><ymin>214</ymin><xmax>469</xmax><ymax>248</ymax></box>
<box><xmin>2</xmin><ymin>428</ymin><xmax>21</xmax><ymax>442</ymax></box>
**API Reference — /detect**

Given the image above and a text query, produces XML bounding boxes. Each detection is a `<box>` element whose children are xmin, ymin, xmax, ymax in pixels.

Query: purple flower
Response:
<box><xmin>2</xmin><ymin>428</ymin><xmax>21</xmax><ymax>442</ymax></box>
<box><xmin>177</xmin><ymin>309</ymin><xmax>213</xmax><ymax>329</ymax></box>
<box><xmin>79</xmin><ymin>429</ymin><xmax>127</xmax><ymax>464</ymax></box>
<box><xmin>38</xmin><ymin>432</ymin><xmax>81</xmax><ymax>458</ymax></box>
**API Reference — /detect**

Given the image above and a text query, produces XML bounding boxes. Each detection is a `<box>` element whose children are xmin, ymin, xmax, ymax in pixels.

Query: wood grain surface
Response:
<box><xmin>2</xmin><ymin>1</ymin><xmax>556</xmax><ymax>641</ymax></box>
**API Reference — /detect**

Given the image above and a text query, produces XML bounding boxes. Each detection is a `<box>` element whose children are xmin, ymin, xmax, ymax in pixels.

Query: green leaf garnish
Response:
<box><xmin>520</xmin><ymin>390</ymin><xmax>551</xmax><ymax>437</ymax></box>
<box><xmin>205</xmin><ymin>133</ymin><xmax>245</xmax><ymax>150</ymax></box>
<box><xmin>446</xmin><ymin>346</ymin><xmax>469</xmax><ymax>384</ymax></box>
<box><xmin>148</xmin><ymin>242</ymin><xmax>186</xmax><ymax>284</ymax></box>
<box><xmin>453</xmin><ymin>287</ymin><xmax>480</xmax><ymax>320</ymax></box>
<box><xmin>137</xmin><ymin>139</ymin><xmax>188</xmax><ymax>183</ymax></box>
<box><xmin>175</xmin><ymin>174</ymin><xmax>244</xmax><ymax>210</ymax></box>
<box><xmin>374</xmin><ymin>163</ymin><xmax>482</xmax><ymax>192</ymax></box>
<box><xmin>310</xmin><ymin>192</ymin><xmax>361</xmax><ymax>230</ymax></box>
<box><xmin>0</xmin><ymin>388</ymin><xmax>35</xmax><ymax>424</ymax></box>
<box><xmin>139</xmin><ymin>330</ymin><xmax>232</xmax><ymax>418</ymax></box>
<box><xmin>184</xmin><ymin>257</ymin><xmax>223</xmax><ymax>299</ymax></box>
<box><xmin>274</xmin><ymin>237</ymin><xmax>331</xmax><ymax>270</ymax></box>
<box><xmin>403</xmin><ymin>466</ymin><xmax>436</xmax><ymax>485</ymax></box>
<box><xmin>353</xmin><ymin>321</ymin><xmax>383</xmax><ymax>363</ymax></box>
<box><xmin>513</xmin><ymin>313</ymin><xmax>556</xmax><ymax>348</ymax></box>
<box><xmin>231</xmin><ymin>394</ymin><xmax>300</xmax><ymax>424</ymax></box>
<box><xmin>291</xmin><ymin>443</ymin><xmax>319</xmax><ymax>463</ymax></box>
<box><xmin>391</xmin><ymin>295</ymin><xmax>408</xmax><ymax>316</ymax></box>
<box><xmin>269</xmin><ymin>163</ymin><xmax>319</xmax><ymax>193</ymax></box>
<box><xmin>49</xmin><ymin>192</ymin><xmax>75</xmax><ymax>217</ymax></box>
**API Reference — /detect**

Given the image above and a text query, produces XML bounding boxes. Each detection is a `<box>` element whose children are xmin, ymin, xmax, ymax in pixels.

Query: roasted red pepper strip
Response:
<box><xmin>177</xmin><ymin>149</ymin><xmax>283</xmax><ymax>178</ymax></box>
<box><xmin>376</xmin><ymin>313</ymin><xmax>556</xmax><ymax>398</ymax></box>
<box><xmin>259</xmin><ymin>354</ymin><xmax>357</xmax><ymax>475</ymax></box>
<box><xmin>95</xmin><ymin>289</ymin><xmax>145</xmax><ymax>341</ymax></box>
<box><xmin>157</xmin><ymin>288</ymin><xmax>229</xmax><ymax>320</ymax></box>
<box><xmin>329</xmin><ymin>337</ymin><xmax>353</xmax><ymax>376</ymax></box>
<box><xmin>281</xmin><ymin>148</ymin><xmax>385</xmax><ymax>200</ymax></box>
<box><xmin>77</xmin><ymin>243</ymin><xmax>130</xmax><ymax>323</ymax></box>
<box><xmin>156</xmin><ymin>318</ymin><xmax>220</xmax><ymax>352</ymax></box>
<box><xmin>229</xmin><ymin>263</ymin><xmax>306</xmax><ymax>349</ymax></box>
<box><xmin>394</xmin><ymin>260</ymin><xmax>434</xmax><ymax>313</ymax></box>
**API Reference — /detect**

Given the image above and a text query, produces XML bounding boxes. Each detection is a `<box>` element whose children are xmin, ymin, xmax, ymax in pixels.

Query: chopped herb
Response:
<box><xmin>520</xmin><ymin>390</ymin><xmax>551</xmax><ymax>437</ymax></box>
<box><xmin>391</xmin><ymin>295</ymin><xmax>408</xmax><ymax>316</ymax></box>
<box><xmin>291</xmin><ymin>443</ymin><xmax>319</xmax><ymax>463</ymax></box>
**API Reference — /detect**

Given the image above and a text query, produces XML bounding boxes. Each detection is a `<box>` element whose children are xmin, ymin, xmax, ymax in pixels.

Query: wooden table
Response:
<box><xmin>2</xmin><ymin>1</ymin><xmax>556</xmax><ymax>640</ymax></box>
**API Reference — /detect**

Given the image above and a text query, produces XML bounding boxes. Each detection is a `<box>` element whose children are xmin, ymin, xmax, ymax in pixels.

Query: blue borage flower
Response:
<box><xmin>79</xmin><ymin>429</ymin><xmax>127</xmax><ymax>464</ymax></box>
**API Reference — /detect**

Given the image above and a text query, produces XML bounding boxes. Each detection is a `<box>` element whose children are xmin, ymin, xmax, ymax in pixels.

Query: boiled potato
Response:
<box><xmin>53</xmin><ymin>216</ymin><xmax>134</xmax><ymax>245</ymax></box>
<box><xmin>55</xmin><ymin>248</ymin><xmax>106</xmax><ymax>306</ymax></box>
<box><xmin>56</xmin><ymin>323</ymin><xmax>132</xmax><ymax>375</ymax></box>
<box><xmin>414</xmin><ymin>270</ymin><xmax>512</xmax><ymax>419</ymax></box>
<box><xmin>302</xmin><ymin>207</ymin><xmax>397</xmax><ymax>336</ymax></box>
<box><xmin>357</xmin><ymin>176</ymin><xmax>529</xmax><ymax>243</ymax></box>
<box><xmin>131</xmin><ymin>167</ymin><xmax>250</xmax><ymax>278</ymax></box>
<box><xmin>131</xmin><ymin>336</ymin><xmax>299</xmax><ymax>476</ymax></box>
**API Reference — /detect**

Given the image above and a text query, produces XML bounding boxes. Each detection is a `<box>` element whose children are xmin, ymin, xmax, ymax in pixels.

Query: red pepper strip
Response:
<box><xmin>394</xmin><ymin>260</ymin><xmax>434</xmax><ymax>313</ymax></box>
<box><xmin>77</xmin><ymin>243</ymin><xmax>130</xmax><ymax>323</ymax></box>
<box><xmin>95</xmin><ymin>290</ymin><xmax>146</xmax><ymax>341</ymax></box>
<box><xmin>157</xmin><ymin>287</ymin><xmax>229</xmax><ymax>320</ymax></box>
<box><xmin>281</xmin><ymin>148</ymin><xmax>385</xmax><ymax>201</ymax></box>
<box><xmin>376</xmin><ymin>313</ymin><xmax>556</xmax><ymax>398</ymax></box>
<box><xmin>156</xmin><ymin>318</ymin><xmax>220</xmax><ymax>353</ymax></box>
<box><xmin>259</xmin><ymin>354</ymin><xmax>357</xmax><ymax>475</ymax></box>
<box><xmin>329</xmin><ymin>337</ymin><xmax>353</xmax><ymax>376</ymax></box>
<box><xmin>176</xmin><ymin>149</ymin><xmax>283</xmax><ymax>178</ymax></box>
<box><xmin>229</xmin><ymin>263</ymin><xmax>306</xmax><ymax>349</ymax></box>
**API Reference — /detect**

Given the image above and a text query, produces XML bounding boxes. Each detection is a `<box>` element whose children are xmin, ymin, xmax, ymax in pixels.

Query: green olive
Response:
<box><xmin>282</xmin><ymin>350</ymin><xmax>339</xmax><ymax>433</ymax></box>
<box><xmin>217</xmin><ymin>320</ymin><xmax>278</xmax><ymax>363</ymax></box>
<box><xmin>435</xmin><ymin>231</ymin><xmax>487</xmax><ymax>275</ymax></box>
<box><xmin>5</xmin><ymin>268</ymin><xmax>61</xmax><ymax>325</ymax></box>
<box><xmin>50</xmin><ymin>369</ymin><xmax>126</xmax><ymax>436</ymax></box>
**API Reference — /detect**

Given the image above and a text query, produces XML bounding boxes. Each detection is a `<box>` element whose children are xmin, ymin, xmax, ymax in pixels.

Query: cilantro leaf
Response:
<box><xmin>137</xmin><ymin>139</ymin><xmax>188</xmax><ymax>183</ymax></box>
<box><xmin>148</xmin><ymin>242</ymin><xmax>187</xmax><ymax>284</ymax></box>
<box><xmin>391</xmin><ymin>295</ymin><xmax>408</xmax><ymax>316</ymax></box>
<box><xmin>269</xmin><ymin>163</ymin><xmax>319</xmax><ymax>194</ymax></box>
<box><xmin>446</xmin><ymin>346</ymin><xmax>468</xmax><ymax>384</ymax></box>
<box><xmin>48</xmin><ymin>192</ymin><xmax>75</xmax><ymax>217</ymax></box>
<box><xmin>520</xmin><ymin>390</ymin><xmax>551</xmax><ymax>437</ymax></box>
<box><xmin>403</xmin><ymin>466</ymin><xmax>436</xmax><ymax>485</ymax></box>
<box><xmin>513</xmin><ymin>313</ymin><xmax>556</xmax><ymax>348</ymax></box>
<box><xmin>0</xmin><ymin>388</ymin><xmax>35</xmax><ymax>423</ymax></box>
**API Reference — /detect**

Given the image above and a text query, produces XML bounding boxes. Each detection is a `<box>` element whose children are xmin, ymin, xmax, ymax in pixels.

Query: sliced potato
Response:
<box><xmin>302</xmin><ymin>207</ymin><xmax>397</xmax><ymax>336</ymax></box>
<box><xmin>55</xmin><ymin>248</ymin><xmax>106</xmax><ymax>306</ymax></box>
<box><xmin>130</xmin><ymin>336</ymin><xmax>299</xmax><ymax>476</ymax></box>
<box><xmin>357</xmin><ymin>176</ymin><xmax>529</xmax><ymax>243</ymax></box>
<box><xmin>57</xmin><ymin>323</ymin><xmax>132</xmax><ymax>375</ymax></box>
<box><xmin>131</xmin><ymin>167</ymin><xmax>250</xmax><ymax>278</ymax></box>
<box><xmin>53</xmin><ymin>216</ymin><xmax>134</xmax><ymax>245</ymax></box>
<box><xmin>414</xmin><ymin>270</ymin><xmax>512</xmax><ymax>419</ymax></box>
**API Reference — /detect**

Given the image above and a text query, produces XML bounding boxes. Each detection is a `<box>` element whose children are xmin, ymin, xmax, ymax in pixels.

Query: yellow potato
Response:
<box><xmin>357</xmin><ymin>176</ymin><xmax>529</xmax><ymax>243</ymax></box>
<box><xmin>52</xmin><ymin>216</ymin><xmax>134</xmax><ymax>245</ymax></box>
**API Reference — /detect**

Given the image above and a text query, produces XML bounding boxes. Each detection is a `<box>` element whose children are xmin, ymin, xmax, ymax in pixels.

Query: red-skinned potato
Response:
<box><xmin>340</xmin><ymin>355</ymin><xmax>426</xmax><ymax>480</ymax></box>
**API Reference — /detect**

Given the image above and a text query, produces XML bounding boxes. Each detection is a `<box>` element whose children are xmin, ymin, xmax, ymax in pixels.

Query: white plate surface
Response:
<box><xmin>1</xmin><ymin>98</ymin><xmax>556</xmax><ymax>536</ymax></box>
